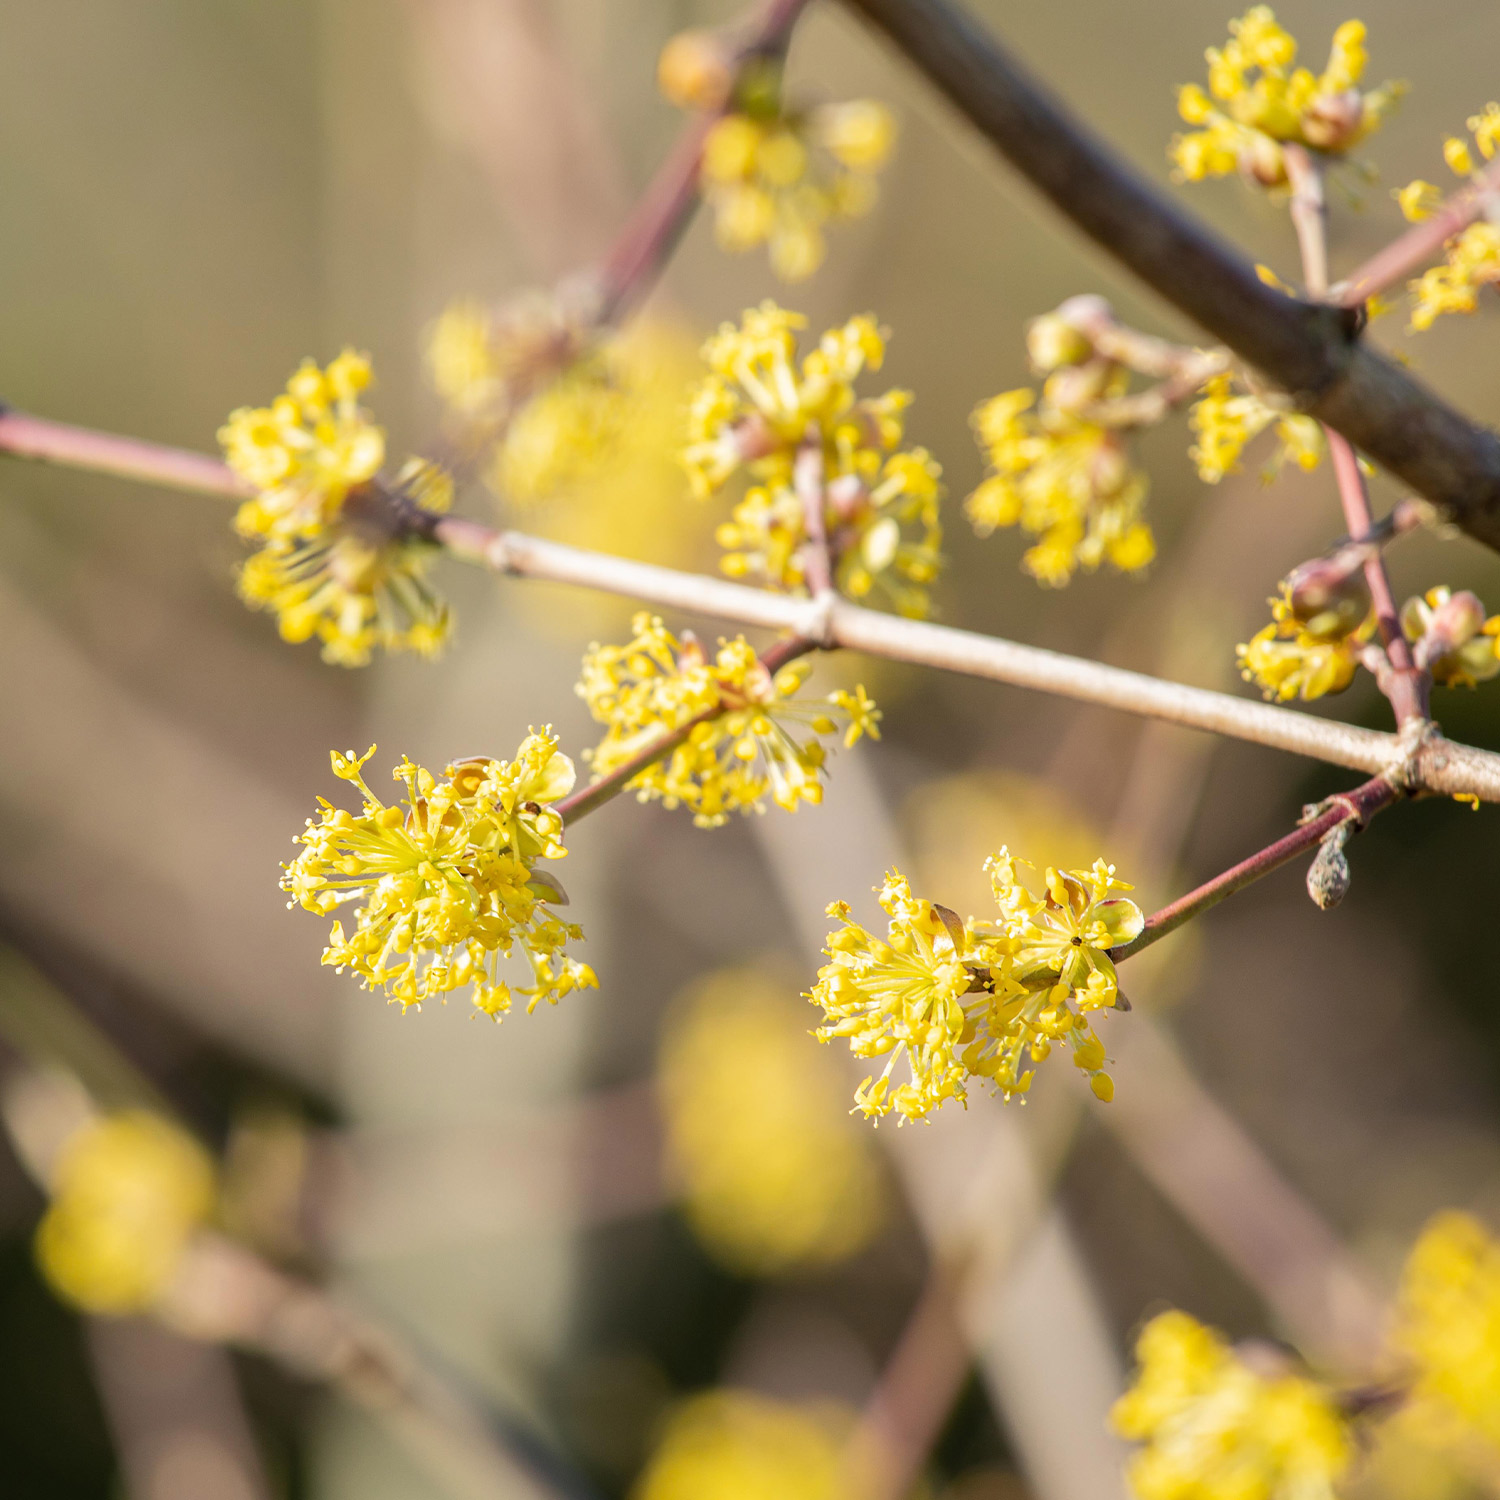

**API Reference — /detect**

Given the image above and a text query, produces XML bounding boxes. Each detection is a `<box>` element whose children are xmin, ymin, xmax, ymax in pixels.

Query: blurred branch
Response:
<box><xmin>4</xmin><ymin>420</ymin><xmax>1500</xmax><ymax>807</ymax></box>
<box><xmin>835</xmin><ymin>0</ymin><xmax>1500</xmax><ymax>555</ymax></box>
<box><xmin>86</xmin><ymin>1315</ymin><xmax>272</xmax><ymax>1500</ymax></box>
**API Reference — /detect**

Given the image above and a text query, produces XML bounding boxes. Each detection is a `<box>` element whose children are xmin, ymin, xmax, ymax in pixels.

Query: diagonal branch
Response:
<box><xmin>835</xmin><ymin>0</ymin><xmax>1500</xmax><ymax>554</ymax></box>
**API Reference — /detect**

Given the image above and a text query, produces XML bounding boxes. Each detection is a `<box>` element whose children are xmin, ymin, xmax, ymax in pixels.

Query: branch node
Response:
<box><xmin>795</xmin><ymin>588</ymin><xmax>839</xmax><ymax>649</ymax></box>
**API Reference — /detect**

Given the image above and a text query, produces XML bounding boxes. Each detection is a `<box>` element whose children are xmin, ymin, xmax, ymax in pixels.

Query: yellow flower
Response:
<box><xmin>808</xmin><ymin>854</ymin><xmax>1137</xmax><ymax>1122</ymax></box>
<box><xmin>223</xmin><ymin>358</ymin><xmax>453</xmax><ymax>666</ymax></box>
<box><xmin>1189</xmin><ymin>372</ymin><xmax>1323</xmax><ymax>484</ymax></box>
<box><xmin>220</xmin><ymin>349</ymin><xmax>385</xmax><ymax>543</ymax></box>
<box><xmin>1409</xmin><ymin>222</ymin><xmax>1500</xmax><ymax>330</ymax></box>
<box><xmin>966</xmin><ymin>386</ymin><xmax>1155</xmax><ymax>587</ymax></box>
<box><xmin>1401</xmin><ymin>586</ymin><xmax>1500</xmax><ymax>688</ymax></box>
<box><xmin>36</xmin><ymin>1111</ymin><xmax>215</xmax><ymax>1315</ymax></box>
<box><xmin>658</xmin><ymin>968</ymin><xmax>886</xmax><ymax>1275</ymax></box>
<box><xmin>634</xmin><ymin>1389</ymin><xmax>853</xmax><ymax>1500</ymax></box>
<box><xmin>1237</xmin><ymin>575</ymin><xmax>1375</xmax><ymax>702</ymax></box>
<box><xmin>578</xmin><ymin>614</ymin><xmax>879</xmax><ymax>829</ymax></box>
<box><xmin>1395</xmin><ymin>1212</ymin><xmax>1500</xmax><ymax>1450</ymax></box>
<box><xmin>696</xmin><ymin>99</ymin><xmax>896</xmax><ymax>282</ymax></box>
<box><xmin>1396</xmin><ymin>179</ymin><xmax>1443</xmax><ymax>222</ymax></box>
<box><xmin>1170</xmin><ymin>9</ymin><xmax>1403</xmax><ymax>186</ymax></box>
<box><xmin>237</xmin><ymin>459</ymin><xmax>452</xmax><ymax>668</ymax></box>
<box><xmin>282</xmin><ymin>734</ymin><xmax>596</xmax><ymax>1019</ymax></box>
<box><xmin>427</xmin><ymin>296</ymin><xmax>583</xmax><ymax>428</ymax></box>
<box><xmin>1112</xmin><ymin>1311</ymin><xmax>1351</xmax><ymax>1500</ymax></box>
<box><xmin>684</xmin><ymin>305</ymin><xmax>944</xmax><ymax>617</ymax></box>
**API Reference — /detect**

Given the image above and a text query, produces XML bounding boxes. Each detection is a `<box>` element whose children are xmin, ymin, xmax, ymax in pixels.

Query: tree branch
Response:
<box><xmin>3</xmin><ymin>414</ymin><xmax>1498</xmax><ymax>801</ymax></box>
<box><xmin>835</xmin><ymin>0</ymin><xmax>1500</xmax><ymax>553</ymax></box>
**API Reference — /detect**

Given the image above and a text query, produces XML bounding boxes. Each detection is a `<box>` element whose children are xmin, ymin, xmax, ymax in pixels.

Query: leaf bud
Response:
<box><xmin>1306</xmin><ymin>824</ymin><xmax>1351</xmax><ymax>910</ymax></box>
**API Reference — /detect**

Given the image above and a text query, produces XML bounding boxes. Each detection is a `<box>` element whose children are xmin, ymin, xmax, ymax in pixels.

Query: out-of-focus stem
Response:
<box><xmin>1110</xmin><ymin>773</ymin><xmax>1400</xmax><ymax>963</ymax></box>
<box><xmin>1334</xmin><ymin>155</ymin><xmax>1500</xmax><ymax>309</ymax></box>
<box><xmin>1284</xmin><ymin>145</ymin><xmax>1429</xmax><ymax>727</ymax></box>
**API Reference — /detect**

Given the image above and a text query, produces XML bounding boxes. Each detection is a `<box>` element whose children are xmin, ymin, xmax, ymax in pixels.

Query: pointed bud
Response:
<box><xmin>1307</xmin><ymin>825</ymin><xmax>1352</xmax><ymax>910</ymax></box>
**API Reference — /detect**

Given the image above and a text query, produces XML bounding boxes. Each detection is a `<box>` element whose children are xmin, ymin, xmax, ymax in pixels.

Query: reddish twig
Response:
<box><xmin>1110</xmin><ymin>774</ymin><xmax>1401</xmax><ymax>963</ymax></box>
<box><xmin>1284</xmin><ymin>145</ymin><xmax>1430</xmax><ymax>727</ymax></box>
<box><xmin>1334</xmin><ymin>156</ymin><xmax>1500</xmax><ymax>310</ymax></box>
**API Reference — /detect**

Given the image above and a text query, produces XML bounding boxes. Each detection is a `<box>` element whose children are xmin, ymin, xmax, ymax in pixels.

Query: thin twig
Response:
<box><xmin>1334</xmin><ymin>155</ymin><xmax>1500</xmax><ymax>309</ymax></box>
<box><xmin>1</xmin><ymin>416</ymin><xmax>1497</xmax><ymax>800</ymax></box>
<box><xmin>1284</xmin><ymin>145</ymin><xmax>1429</xmax><ymax>727</ymax></box>
<box><xmin>1110</xmin><ymin>774</ymin><xmax>1400</xmax><ymax>963</ymax></box>
<box><xmin>835</xmin><ymin>0</ymin><xmax>1500</xmax><ymax>555</ymax></box>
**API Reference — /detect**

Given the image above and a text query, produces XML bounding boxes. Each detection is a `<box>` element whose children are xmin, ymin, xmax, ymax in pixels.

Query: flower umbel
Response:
<box><xmin>578</xmin><ymin>614</ymin><xmax>879</xmax><ymax>828</ymax></box>
<box><xmin>1189</xmin><ymin>371</ymin><xmax>1324</xmax><ymax>484</ymax></box>
<box><xmin>1171</xmin><ymin>9</ymin><xmax>1403</xmax><ymax>187</ymax></box>
<box><xmin>635</xmin><ymin>1389</ymin><xmax>853</xmax><ymax>1500</ymax></box>
<box><xmin>1402</xmin><ymin>587</ymin><xmax>1500</xmax><ymax>687</ymax></box>
<box><xmin>1395</xmin><ymin>1211</ymin><xmax>1500</xmax><ymax>1450</ymax></box>
<box><xmin>967</xmin><ymin>384</ymin><xmax>1155</xmax><ymax>587</ymax></box>
<box><xmin>36</xmin><ymin>1111</ymin><xmax>216</xmax><ymax>1315</ymax></box>
<box><xmin>658</xmin><ymin>968</ymin><xmax>886</xmax><ymax>1275</ymax></box>
<box><xmin>1399</xmin><ymin>106</ymin><xmax>1500</xmax><ymax>329</ymax></box>
<box><xmin>684</xmin><ymin>304</ymin><xmax>943</xmax><ymax>616</ymax></box>
<box><xmin>282</xmin><ymin>734</ymin><xmax>596</xmax><ymax>1019</ymax></box>
<box><xmin>692</xmin><ymin>87</ymin><xmax>896</xmax><ymax>282</ymax></box>
<box><xmin>808</xmin><ymin>854</ymin><xmax>1138</xmax><ymax>1123</ymax></box>
<box><xmin>1112</xmin><ymin>1310</ymin><xmax>1352</xmax><ymax>1500</ymax></box>
<box><xmin>222</xmin><ymin>355</ymin><xmax>453</xmax><ymax>666</ymax></box>
<box><xmin>1237</xmin><ymin>571</ymin><xmax>1376</xmax><ymax>702</ymax></box>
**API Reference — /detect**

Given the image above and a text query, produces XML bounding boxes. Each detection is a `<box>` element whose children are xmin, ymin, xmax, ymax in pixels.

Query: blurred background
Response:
<box><xmin>0</xmin><ymin>0</ymin><xmax>1497</xmax><ymax>1496</ymax></box>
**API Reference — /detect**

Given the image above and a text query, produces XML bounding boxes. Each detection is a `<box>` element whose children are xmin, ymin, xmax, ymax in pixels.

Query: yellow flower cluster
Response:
<box><xmin>808</xmin><ymin>854</ymin><xmax>1140</xmax><ymax>1124</ymax></box>
<box><xmin>1112</xmin><ymin>1311</ymin><xmax>1352</xmax><ymax>1500</ymax></box>
<box><xmin>1402</xmin><ymin>587</ymin><xmax>1500</xmax><ymax>687</ymax></box>
<box><xmin>1396</xmin><ymin>1211</ymin><xmax>1500</xmax><ymax>1450</ymax></box>
<box><xmin>634</xmin><ymin>1389</ymin><xmax>852</xmax><ymax>1500</ymax></box>
<box><xmin>1398</xmin><ymin>107</ymin><xmax>1500</xmax><ymax>329</ymax></box>
<box><xmin>1171</xmin><ymin>9</ymin><xmax>1402</xmax><ymax>186</ymax></box>
<box><xmin>577</xmin><ymin>614</ymin><xmax>880</xmax><ymax>829</ymax></box>
<box><xmin>684</xmin><ymin>304</ymin><xmax>943</xmax><ymax>616</ymax></box>
<box><xmin>1189</xmin><ymin>372</ymin><xmax>1323</xmax><ymax>484</ymax></box>
<box><xmin>657</xmin><ymin>968</ymin><xmax>885</xmax><ymax>1275</ymax></box>
<box><xmin>221</xmin><ymin>353</ymin><xmax>452</xmax><ymax>666</ymax></box>
<box><xmin>36</xmin><ymin>1111</ymin><xmax>216</xmax><ymax>1315</ymax></box>
<box><xmin>698</xmin><ymin>100</ymin><xmax>896</xmax><ymax>282</ymax></box>
<box><xmin>281</xmin><ymin>734</ymin><xmax>596</xmax><ymax>1019</ymax></box>
<box><xmin>967</xmin><ymin>386</ymin><xmax>1155</xmax><ymax>587</ymax></box>
<box><xmin>1238</xmin><ymin>574</ymin><xmax>1375</xmax><ymax>702</ymax></box>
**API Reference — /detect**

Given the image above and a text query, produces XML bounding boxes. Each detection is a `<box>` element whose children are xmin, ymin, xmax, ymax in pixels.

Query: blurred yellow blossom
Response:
<box><xmin>808</xmin><ymin>854</ymin><xmax>1138</xmax><ymax>1123</ymax></box>
<box><xmin>967</xmin><ymin>385</ymin><xmax>1155</xmax><ymax>587</ymax></box>
<box><xmin>1170</xmin><ymin>9</ymin><xmax>1403</xmax><ymax>187</ymax></box>
<box><xmin>1237</xmin><ymin>571</ymin><xmax>1375</xmax><ymax>702</ymax></box>
<box><xmin>282</xmin><ymin>734</ymin><xmax>595</xmax><ymax>1020</ymax></box>
<box><xmin>634</xmin><ymin>1389</ymin><xmax>853</xmax><ymax>1500</ymax></box>
<box><xmin>1395</xmin><ymin>1212</ymin><xmax>1500</xmax><ymax>1450</ymax></box>
<box><xmin>237</xmin><ymin>458</ymin><xmax>452</xmax><ymax>668</ymax></box>
<box><xmin>695</xmin><ymin>98</ymin><xmax>895</xmax><ymax>281</ymax></box>
<box><xmin>1189</xmin><ymin>372</ymin><xmax>1323</xmax><ymax>484</ymax></box>
<box><xmin>1396</xmin><ymin>106</ymin><xmax>1500</xmax><ymax>328</ymax></box>
<box><xmin>36</xmin><ymin>1111</ymin><xmax>215</xmax><ymax>1315</ymax></box>
<box><xmin>1112</xmin><ymin>1310</ymin><xmax>1352</xmax><ymax>1500</ymax></box>
<box><xmin>685</xmin><ymin>304</ymin><xmax>943</xmax><ymax>616</ymax></box>
<box><xmin>578</xmin><ymin>614</ymin><xmax>879</xmax><ymax>828</ymax></box>
<box><xmin>1401</xmin><ymin>587</ymin><xmax>1500</xmax><ymax>688</ymax></box>
<box><xmin>222</xmin><ymin>356</ymin><xmax>453</xmax><ymax>666</ymax></box>
<box><xmin>658</xmin><ymin>968</ymin><xmax>886</xmax><ymax>1275</ymax></box>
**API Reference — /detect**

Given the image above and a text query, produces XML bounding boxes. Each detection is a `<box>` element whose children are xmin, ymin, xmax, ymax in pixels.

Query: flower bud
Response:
<box><xmin>1026</xmin><ymin>312</ymin><xmax>1093</xmax><ymax>373</ymax></box>
<box><xmin>1301</xmin><ymin>90</ymin><xmax>1366</xmax><ymax>152</ymax></box>
<box><xmin>1239</xmin><ymin>132</ymin><xmax>1287</xmax><ymax>187</ymax></box>
<box><xmin>1283</xmin><ymin>555</ymin><xmax>1372</xmax><ymax>641</ymax></box>
<box><xmin>657</xmin><ymin>29</ymin><xmax>733</xmax><ymax>111</ymax></box>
